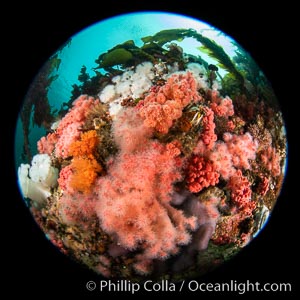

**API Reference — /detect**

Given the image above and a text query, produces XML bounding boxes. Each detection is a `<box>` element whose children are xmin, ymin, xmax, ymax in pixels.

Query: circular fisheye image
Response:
<box><xmin>15</xmin><ymin>12</ymin><xmax>287</xmax><ymax>280</ymax></box>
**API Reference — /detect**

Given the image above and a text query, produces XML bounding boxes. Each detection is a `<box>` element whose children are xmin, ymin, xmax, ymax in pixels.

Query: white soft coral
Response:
<box><xmin>99</xmin><ymin>62</ymin><xmax>155</xmax><ymax>117</ymax></box>
<box><xmin>18</xmin><ymin>154</ymin><xmax>58</xmax><ymax>205</ymax></box>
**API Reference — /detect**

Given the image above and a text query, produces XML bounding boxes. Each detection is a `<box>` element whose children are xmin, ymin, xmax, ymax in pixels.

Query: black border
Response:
<box><xmin>4</xmin><ymin>1</ymin><xmax>297</xmax><ymax>297</ymax></box>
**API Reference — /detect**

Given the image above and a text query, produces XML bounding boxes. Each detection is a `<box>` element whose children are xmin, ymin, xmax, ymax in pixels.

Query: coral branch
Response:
<box><xmin>186</xmin><ymin>156</ymin><xmax>219</xmax><ymax>193</ymax></box>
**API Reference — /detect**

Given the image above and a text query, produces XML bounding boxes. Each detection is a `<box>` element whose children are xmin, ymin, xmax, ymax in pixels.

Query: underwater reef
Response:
<box><xmin>18</xmin><ymin>28</ymin><xmax>286</xmax><ymax>280</ymax></box>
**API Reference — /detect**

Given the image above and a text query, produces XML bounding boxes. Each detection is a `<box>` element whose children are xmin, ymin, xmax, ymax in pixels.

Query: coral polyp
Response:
<box><xmin>15</xmin><ymin>13</ymin><xmax>287</xmax><ymax>281</ymax></box>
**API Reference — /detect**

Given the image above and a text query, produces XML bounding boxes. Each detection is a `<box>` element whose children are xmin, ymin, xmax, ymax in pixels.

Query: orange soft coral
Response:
<box><xmin>69</xmin><ymin>157</ymin><xmax>102</xmax><ymax>194</ymax></box>
<box><xmin>59</xmin><ymin>130</ymin><xmax>102</xmax><ymax>194</ymax></box>
<box><xmin>69</xmin><ymin>130</ymin><xmax>99</xmax><ymax>158</ymax></box>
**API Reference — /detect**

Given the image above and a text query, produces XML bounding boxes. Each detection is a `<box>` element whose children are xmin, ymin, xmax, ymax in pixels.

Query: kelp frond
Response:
<box><xmin>192</xmin><ymin>32</ymin><xmax>244</xmax><ymax>86</ymax></box>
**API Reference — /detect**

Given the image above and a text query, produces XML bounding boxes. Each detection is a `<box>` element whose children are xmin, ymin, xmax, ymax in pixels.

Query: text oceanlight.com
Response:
<box><xmin>86</xmin><ymin>280</ymin><xmax>292</xmax><ymax>294</ymax></box>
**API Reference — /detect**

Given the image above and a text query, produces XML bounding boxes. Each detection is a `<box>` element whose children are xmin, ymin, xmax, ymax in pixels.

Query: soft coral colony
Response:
<box><xmin>18</xmin><ymin>28</ymin><xmax>286</xmax><ymax>280</ymax></box>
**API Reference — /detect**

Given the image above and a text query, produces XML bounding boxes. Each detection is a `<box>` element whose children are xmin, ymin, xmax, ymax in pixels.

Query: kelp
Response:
<box><xmin>61</xmin><ymin>66</ymin><xmax>108</xmax><ymax>113</ymax></box>
<box><xmin>192</xmin><ymin>32</ymin><xmax>244</xmax><ymax>87</ymax></box>
<box><xmin>94</xmin><ymin>29</ymin><xmax>195</xmax><ymax>71</ymax></box>
<box><xmin>20</xmin><ymin>53</ymin><xmax>61</xmax><ymax>162</ymax></box>
<box><xmin>94</xmin><ymin>28</ymin><xmax>245</xmax><ymax>89</ymax></box>
<box><xmin>139</xmin><ymin>28</ymin><xmax>244</xmax><ymax>85</ymax></box>
<box><xmin>20</xmin><ymin>40</ymin><xmax>72</xmax><ymax>162</ymax></box>
<box><xmin>99</xmin><ymin>48</ymin><xmax>133</xmax><ymax>68</ymax></box>
<box><xmin>72</xmin><ymin>28</ymin><xmax>250</xmax><ymax>108</ymax></box>
<box><xmin>233</xmin><ymin>49</ymin><xmax>277</xmax><ymax>105</ymax></box>
<box><xmin>141</xmin><ymin>28</ymin><xmax>193</xmax><ymax>46</ymax></box>
<box><xmin>71</xmin><ymin>27</ymin><xmax>270</xmax><ymax>116</ymax></box>
<box><xmin>94</xmin><ymin>40</ymin><xmax>155</xmax><ymax>71</ymax></box>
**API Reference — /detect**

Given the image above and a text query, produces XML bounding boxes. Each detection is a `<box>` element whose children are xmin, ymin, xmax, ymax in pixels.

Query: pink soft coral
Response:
<box><xmin>223</xmin><ymin>132</ymin><xmax>258</xmax><ymax>170</ymax></box>
<box><xmin>210</xmin><ymin>90</ymin><xmax>234</xmax><ymax>118</ymax></box>
<box><xmin>258</xmin><ymin>176</ymin><xmax>269</xmax><ymax>196</ymax></box>
<box><xmin>200</xmin><ymin>107</ymin><xmax>217</xmax><ymax>150</ymax></box>
<box><xmin>211</xmin><ymin>214</ymin><xmax>242</xmax><ymax>245</ymax></box>
<box><xmin>227</xmin><ymin>170</ymin><xmax>256</xmax><ymax>217</ymax></box>
<box><xmin>207</xmin><ymin>132</ymin><xmax>258</xmax><ymax>180</ymax></box>
<box><xmin>212</xmin><ymin>169</ymin><xmax>256</xmax><ymax>245</ymax></box>
<box><xmin>58</xmin><ymin>192</ymin><xmax>97</xmax><ymax>226</ymax></box>
<box><xmin>54</xmin><ymin>95</ymin><xmax>100</xmax><ymax>158</ymax></box>
<box><xmin>95</xmin><ymin>109</ymin><xmax>197</xmax><ymax>266</ymax></box>
<box><xmin>138</xmin><ymin>72</ymin><xmax>201</xmax><ymax>134</ymax></box>
<box><xmin>95</xmin><ymin>140</ymin><xmax>196</xmax><ymax>261</ymax></box>
<box><xmin>260</xmin><ymin>146</ymin><xmax>281</xmax><ymax>176</ymax></box>
<box><xmin>209</xmin><ymin>142</ymin><xmax>235</xmax><ymax>180</ymax></box>
<box><xmin>186</xmin><ymin>156</ymin><xmax>219</xmax><ymax>193</ymax></box>
<box><xmin>37</xmin><ymin>132</ymin><xmax>58</xmax><ymax>155</ymax></box>
<box><xmin>113</xmin><ymin>108</ymin><xmax>152</xmax><ymax>153</ymax></box>
<box><xmin>57</xmin><ymin>164</ymin><xmax>74</xmax><ymax>194</ymax></box>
